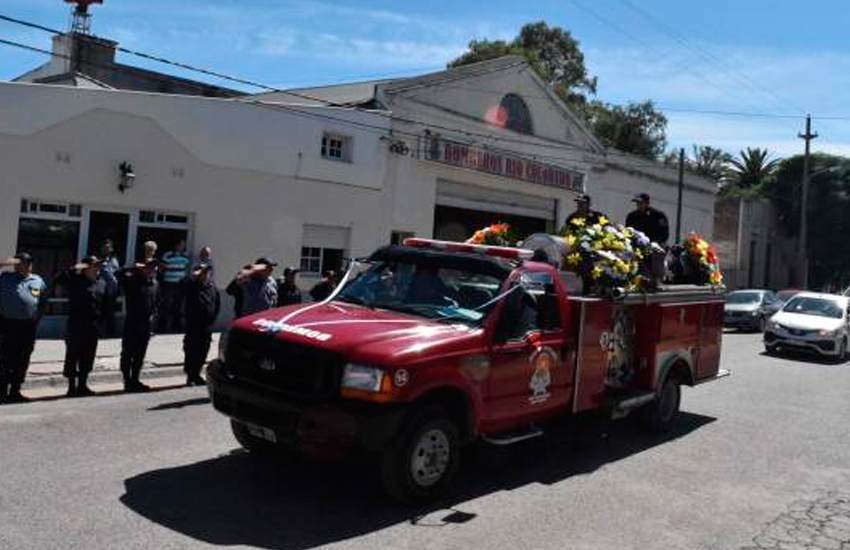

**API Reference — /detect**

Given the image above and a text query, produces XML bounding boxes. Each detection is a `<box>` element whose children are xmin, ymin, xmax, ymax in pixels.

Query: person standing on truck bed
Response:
<box><xmin>53</xmin><ymin>256</ymin><xmax>108</xmax><ymax>398</ymax></box>
<box><xmin>562</xmin><ymin>193</ymin><xmax>605</xmax><ymax>230</ymax></box>
<box><xmin>625</xmin><ymin>193</ymin><xmax>670</xmax><ymax>245</ymax></box>
<box><xmin>237</xmin><ymin>258</ymin><xmax>278</xmax><ymax>316</ymax></box>
<box><xmin>0</xmin><ymin>252</ymin><xmax>46</xmax><ymax>404</ymax></box>
<box><xmin>181</xmin><ymin>262</ymin><xmax>220</xmax><ymax>387</ymax></box>
<box><xmin>118</xmin><ymin>259</ymin><xmax>159</xmax><ymax>393</ymax></box>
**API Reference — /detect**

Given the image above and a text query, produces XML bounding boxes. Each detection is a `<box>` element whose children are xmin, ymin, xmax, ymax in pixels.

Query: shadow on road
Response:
<box><xmin>120</xmin><ymin>410</ymin><xmax>715</xmax><ymax>550</ymax></box>
<box><xmin>147</xmin><ymin>397</ymin><xmax>211</xmax><ymax>411</ymax></box>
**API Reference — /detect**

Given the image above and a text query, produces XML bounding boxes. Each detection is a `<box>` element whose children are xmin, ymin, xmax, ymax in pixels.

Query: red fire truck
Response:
<box><xmin>208</xmin><ymin>238</ymin><xmax>728</xmax><ymax>502</ymax></box>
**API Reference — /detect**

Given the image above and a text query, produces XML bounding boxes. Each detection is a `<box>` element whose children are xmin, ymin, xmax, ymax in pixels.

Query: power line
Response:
<box><xmin>614</xmin><ymin>0</ymin><xmax>807</xmax><ymax>116</ymax></box>
<box><xmin>0</xmin><ymin>30</ymin><xmax>742</xmax><ymax>180</ymax></box>
<box><xmin>564</xmin><ymin>0</ymin><xmax>802</xmax><ymax>133</ymax></box>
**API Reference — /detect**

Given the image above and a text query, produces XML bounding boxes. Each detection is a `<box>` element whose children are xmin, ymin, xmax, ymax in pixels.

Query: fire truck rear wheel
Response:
<box><xmin>640</xmin><ymin>375</ymin><xmax>681</xmax><ymax>434</ymax></box>
<box><xmin>230</xmin><ymin>419</ymin><xmax>280</xmax><ymax>456</ymax></box>
<box><xmin>380</xmin><ymin>408</ymin><xmax>460</xmax><ymax>504</ymax></box>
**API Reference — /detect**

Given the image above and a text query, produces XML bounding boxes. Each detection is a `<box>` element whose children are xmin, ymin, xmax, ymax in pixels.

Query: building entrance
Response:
<box><xmin>86</xmin><ymin>211</ymin><xmax>130</xmax><ymax>265</ymax></box>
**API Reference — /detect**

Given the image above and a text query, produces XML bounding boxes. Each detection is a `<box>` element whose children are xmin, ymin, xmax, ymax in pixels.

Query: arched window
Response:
<box><xmin>500</xmin><ymin>94</ymin><xmax>533</xmax><ymax>135</ymax></box>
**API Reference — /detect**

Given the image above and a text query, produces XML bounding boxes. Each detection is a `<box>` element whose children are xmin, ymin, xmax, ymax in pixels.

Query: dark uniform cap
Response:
<box><xmin>633</xmin><ymin>193</ymin><xmax>651</xmax><ymax>202</ymax></box>
<box><xmin>574</xmin><ymin>193</ymin><xmax>592</xmax><ymax>205</ymax></box>
<box><xmin>14</xmin><ymin>252</ymin><xmax>33</xmax><ymax>264</ymax></box>
<box><xmin>255</xmin><ymin>257</ymin><xmax>278</xmax><ymax>267</ymax></box>
<box><xmin>283</xmin><ymin>267</ymin><xmax>300</xmax><ymax>277</ymax></box>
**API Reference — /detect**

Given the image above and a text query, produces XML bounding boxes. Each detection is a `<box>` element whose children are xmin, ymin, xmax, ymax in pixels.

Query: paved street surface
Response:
<box><xmin>1</xmin><ymin>331</ymin><xmax>849</xmax><ymax>550</ymax></box>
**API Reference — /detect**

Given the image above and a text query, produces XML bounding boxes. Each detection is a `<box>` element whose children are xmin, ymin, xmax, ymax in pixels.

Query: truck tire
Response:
<box><xmin>640</xmin><ymin>375</ymin><xmax>681</xmax><ymax>434</ymax></box>
<box><xmin>836</xmin><ymin>337</ymin><xmax>848</xmax><ymax>363</ymax></box>
<box><xmin>380</xmin><ymin>408</ymin><xmax>461</xmax><ymax>504</ymax></box>
<box><xmin>230</xmin><ymin>420</ymin><xmax>279</xmax><ymax>456</ymax></box>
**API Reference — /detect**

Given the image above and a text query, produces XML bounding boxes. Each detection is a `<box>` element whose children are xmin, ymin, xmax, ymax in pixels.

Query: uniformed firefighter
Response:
<box><xmin>117</xmin><ymin>259</ymin><xmax>159</xmax><ymax>393</ymax></box>
<box><xmin>277</xmin><ymin>267</ymin><xmax>302</xmax><ymax>307</ymax></box>
<box><xmin>54</xmin><ymin>256</ymin><xmax>108</xmax><ymax>397</ymax></box>
<box><xmin>181</xmin><ymin>263</ymin><xmax>220</xmax><ymax>386</ymax></box>
<box><xmin>309</xmin><ymin>270</ymin><xmax>338</xmax><ymax>302</ymax></box>
<box><xmin>625</xmin><ymin>193</ymin><xmax>670</xmax><ymax>245</ymax></box>
<box><xmin>563</xmin><ymin>193</ymin><xmax>605</xmax><ymax>231</ymax></box>
<box><xmin>0</xmin><ymin>253</ymin><xmax>46</xmax><ymax>404</ymax></box>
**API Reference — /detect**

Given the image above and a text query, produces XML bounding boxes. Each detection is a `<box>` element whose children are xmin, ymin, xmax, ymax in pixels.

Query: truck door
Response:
<box><xmin>483</xmin><ymin>277</ymin><xmax>571</xmax><ymax>431</ymax></box>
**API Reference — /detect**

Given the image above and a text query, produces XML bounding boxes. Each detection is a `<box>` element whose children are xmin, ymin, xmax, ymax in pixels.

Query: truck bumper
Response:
<box><xmin>206</xmin><ymin>360</ymin><xmax>405</xmax><ymax>456</ymax></box>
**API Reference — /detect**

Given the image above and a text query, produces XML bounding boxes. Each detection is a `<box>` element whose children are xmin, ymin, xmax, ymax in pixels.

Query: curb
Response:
<box><xmin>25</xmin><ymin>363</ymin><xmax>187</xmax><ymax>390</ymax></box>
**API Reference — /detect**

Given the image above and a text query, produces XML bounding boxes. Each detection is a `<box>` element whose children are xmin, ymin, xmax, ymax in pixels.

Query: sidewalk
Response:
<box><xmin>24</xmin><ymin>333</ymin><xmax>221</xmax><ymax>391</ymax></box>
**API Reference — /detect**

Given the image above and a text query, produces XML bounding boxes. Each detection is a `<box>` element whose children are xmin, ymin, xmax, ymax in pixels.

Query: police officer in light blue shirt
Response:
<box><xmin>0</xmin><ymin>252</ymin><xmax>47</xmax><ymax>404</ymax></box>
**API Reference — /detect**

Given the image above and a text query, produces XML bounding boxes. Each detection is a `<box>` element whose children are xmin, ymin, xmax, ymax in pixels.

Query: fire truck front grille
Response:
<box><xmin>225</xmin><ymin>329</ymin><xmax>343</xmax><ymax>401</ymax></box>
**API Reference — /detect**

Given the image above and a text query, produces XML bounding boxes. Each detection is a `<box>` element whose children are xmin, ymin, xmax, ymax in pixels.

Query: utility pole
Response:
<box><xmin>675</xmin><ymin>147</ymin><xmax>685</xmax><ymax>244</ymax></box>
<box><xmin>798</xmin><ymin>114</ymin><xmax>818</xmax><ymax>289</ymax></box>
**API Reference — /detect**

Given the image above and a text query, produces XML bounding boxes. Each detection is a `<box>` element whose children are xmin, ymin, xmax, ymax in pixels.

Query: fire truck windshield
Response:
<box><xmin>335</xmin><ymin>259</ymin><xmax>506</xmax><ymax>324</ymax></box>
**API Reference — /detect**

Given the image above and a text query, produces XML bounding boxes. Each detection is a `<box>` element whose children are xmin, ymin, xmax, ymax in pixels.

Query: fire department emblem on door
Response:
<box><xmin>529</xmin><ymin>347</ymin><xmax>557</xmax><ymax>405</ymax></box>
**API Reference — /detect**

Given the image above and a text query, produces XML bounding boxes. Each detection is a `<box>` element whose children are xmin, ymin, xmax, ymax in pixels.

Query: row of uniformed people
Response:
<box><xmin>0</xmin><ymin>253</ymin><xmax>219</xmax><ymax>403</ymax></box>
<box><xmin>564</xmin><ymin>192</ymin><xmax>671</xmax><ymax>245</ymax></box>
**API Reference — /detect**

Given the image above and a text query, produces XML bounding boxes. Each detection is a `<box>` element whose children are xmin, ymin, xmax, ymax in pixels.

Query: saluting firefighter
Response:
<box><xmin>117</xmin><ymin>258</ymin><xmax>159</xmax><ymax>393</ymax></box>
<box><xmin>181</xmin><ymin>262</ymin><xmax>220</xmax><ymax>387</ymax></box>
<box><xmin>54</xmin><ymin>256</ymin><xmax>109</xmax><ymax>397</ymax></box>
<box><xmin>0</xmin><ymin>253</ymin><xmax>46</xmax><ymax>404</ymax></box>
<box><xmin>625</xmin><ymin>193</ymin><xmax>670</xmax><ymax>245</ymax></box>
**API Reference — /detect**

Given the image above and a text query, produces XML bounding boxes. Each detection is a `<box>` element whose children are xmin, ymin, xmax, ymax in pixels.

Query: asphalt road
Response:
<box><xmin>1</xmin><ymin>331</ymin><xmax>849</xmax><ymax>550</ymax></box>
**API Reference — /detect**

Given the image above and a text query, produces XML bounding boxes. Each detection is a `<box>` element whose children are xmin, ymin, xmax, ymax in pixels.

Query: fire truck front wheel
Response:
<box><xmin>640</xmin><ymin>376</ymin><xmax>681</xmax><ymax>433</ymax></box>
<box><xmin>380</xmin><ymin>408</ymin><xmax>461</xmax><ymax>504</ymax></box>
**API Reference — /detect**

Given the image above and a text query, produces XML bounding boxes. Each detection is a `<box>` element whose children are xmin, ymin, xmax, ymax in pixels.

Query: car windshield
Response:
<box><xmin>335</xmin><ymin>260</ymin><xmax>506</xmax><ymax>325</ymax></box>
<box><xmin>781</xmin><ymin>296</ymin><xmax>844</xmax><ymax>319</ymax></box>
<box><xmin>727</xmin><ymin>291</ymin><xmax>762</xmax><ymax>305</ymax></box>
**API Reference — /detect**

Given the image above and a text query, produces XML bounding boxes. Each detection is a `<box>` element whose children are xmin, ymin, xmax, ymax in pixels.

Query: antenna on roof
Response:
<box><xmin>65</xmin><ymin>0</ymin><xmax>103</xmax><ymax>35</ymax></box>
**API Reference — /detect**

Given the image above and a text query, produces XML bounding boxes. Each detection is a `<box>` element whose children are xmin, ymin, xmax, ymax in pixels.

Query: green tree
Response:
<box><xmin>449</xmin><ymin>22</ymin><xmax>668</xmax><ymax>159</ymax></box>
<box><xmin>726</xmin><ymin>147</ymin><xmax>779</xmax><ymax>190</ymax></box>
<box><xmin>762</xmin><ymin>153</ymin><xmax>850</xmax><ymax>289</ymax></box>
<box><xmin>449</xmin><ymin>21</ymin><xmax>597</xmax><ymax>106</ymax></box>
<box><xmin>584</xmin><ymin>100</ymin><xmax>668</xmax><ymax>159</ymax></box>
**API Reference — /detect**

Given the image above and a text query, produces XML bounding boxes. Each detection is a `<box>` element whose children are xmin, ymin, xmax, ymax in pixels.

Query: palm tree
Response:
<box><xmin>727</xmin><ymin>147</ymin><xmax>780</xmax><ymax>189</ymax></box>
<box><xmin>690</xmin><ymin>145</ymin><xmax>731</xmax><ymax>183</ymax></box>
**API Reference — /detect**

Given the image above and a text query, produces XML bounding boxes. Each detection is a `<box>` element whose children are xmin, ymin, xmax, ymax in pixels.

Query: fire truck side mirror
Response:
<box><xmin>494</xmin><ymin>288</ymin><xmax>524</xmax><ymax>343</ymax></box>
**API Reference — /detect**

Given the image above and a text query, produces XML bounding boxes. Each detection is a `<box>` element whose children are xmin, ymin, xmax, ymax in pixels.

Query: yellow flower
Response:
<box><xmin>598</xmin><ymin>215</ymin><xmax>609</xmax><ymax>226</ymax></box>
<box><xmin>571</xmin><ymin>217</ymin><xmax>586</xmax><ymax>228</ymax></box>
<box><xmin>592</xmin><ymin>265</ymin><xmax>603</xmax><ymax>279</ymax></box>
<box><xmin>566</xmin><ymin>234</ymin><xmax>576</xmax><ymax>247</ymax></box>
<box><xmin>566</xmin><ymin>252</ymin><xmax>582</xmax><ymax>266</ymax></box>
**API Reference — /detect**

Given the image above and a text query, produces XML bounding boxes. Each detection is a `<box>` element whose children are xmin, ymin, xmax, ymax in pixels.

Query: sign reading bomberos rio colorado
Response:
<box><xmin>425</xmin><ymin>137</ymin><xmax>584</xmax><ymax>192</ymax></box>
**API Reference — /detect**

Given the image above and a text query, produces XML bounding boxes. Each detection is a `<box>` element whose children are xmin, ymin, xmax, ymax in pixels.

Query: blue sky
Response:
<box><xmin>2</xmin><ymin>0</ymin><xmax>849</xmax><ymax>158</ymax></box>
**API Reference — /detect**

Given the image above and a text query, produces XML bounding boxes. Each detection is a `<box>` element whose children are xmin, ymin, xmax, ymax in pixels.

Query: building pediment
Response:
<box><xmin>378</xmin><ymin>56</ymin><xmax>603</xmax><ymax>154</ymax></box>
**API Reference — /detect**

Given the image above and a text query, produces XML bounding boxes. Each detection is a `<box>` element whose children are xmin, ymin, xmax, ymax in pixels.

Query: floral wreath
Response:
<box><xmin>562</xmin><ymin>215</ymin><xmax>657</xmax><ymax>293</ymax></box>
<box><xmin>466</xmin><ymin>223</ymin><xmax>519</xmax><ymax>247</ymax></box>
<box><xmin>683</xmin><ymin>233</ymin><xmax>723</xmax><ymax>286</ymax></box>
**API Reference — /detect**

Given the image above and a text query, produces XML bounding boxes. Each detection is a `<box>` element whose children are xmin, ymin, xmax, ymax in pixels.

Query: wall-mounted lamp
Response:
<box><xmin>118</xmin><ymin>161</ymin><xmax>135</xmax><ymax>193</ymax></box>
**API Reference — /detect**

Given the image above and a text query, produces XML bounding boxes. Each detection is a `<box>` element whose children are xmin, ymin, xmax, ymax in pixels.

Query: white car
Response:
<box><xmin>764</xmin><ymin>292</ymin><xmax>850</xmax><ymax>360</ymax></box>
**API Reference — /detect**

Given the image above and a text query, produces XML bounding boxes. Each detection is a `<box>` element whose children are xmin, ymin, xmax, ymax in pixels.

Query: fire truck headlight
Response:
<box><xmin>341</xmin><ymin>364</ymin><xmax>386</xmax><ymax>392</ymax></box>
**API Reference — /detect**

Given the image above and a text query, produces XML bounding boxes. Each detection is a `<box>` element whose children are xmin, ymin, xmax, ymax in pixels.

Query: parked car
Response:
<box><xmin>724</xmin><ymin>289</ymin><xmax>782</xmax><ymax>331</ymax></box>
<box><xmin>764</xmin><ymin>292</ymin><xmax>850</xmax><ymax>360</ymax></box>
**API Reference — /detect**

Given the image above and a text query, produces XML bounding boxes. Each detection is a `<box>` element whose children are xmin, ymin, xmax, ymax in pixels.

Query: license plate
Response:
<box><xmin>243</xmin><ymin>421</ymin><xmax>278</xmax><ymax>443</ymax></box>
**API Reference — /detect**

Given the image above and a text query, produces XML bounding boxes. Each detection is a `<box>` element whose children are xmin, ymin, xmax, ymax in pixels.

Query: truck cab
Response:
<box><xmin>208</xmin><ymin>239</ymin><xmax>727</xmax><ymax>502</ymax></box>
